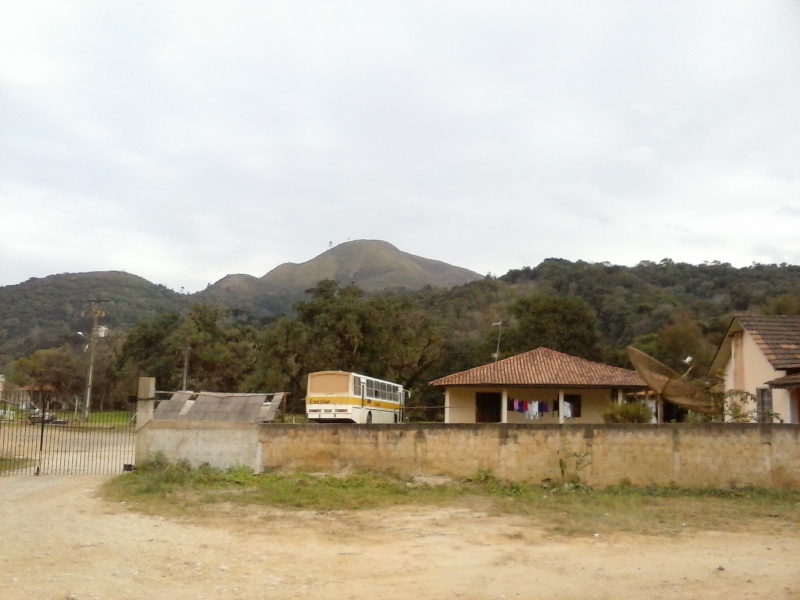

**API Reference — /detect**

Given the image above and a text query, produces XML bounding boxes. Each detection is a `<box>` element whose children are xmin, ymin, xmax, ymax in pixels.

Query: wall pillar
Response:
<box><xmin>135</xmin><ymin>377</ymin><xmax>156</xmax><ymax>465</ymax></box>
<box><xmin>501</xmin><ymin>388</ymin><xmax>508</xmax><ymax>423</ymax></box>
<box><xmin>558</xmin><ymin>389</ymin><xmax>565</xmax><ymax>424</ymax></box>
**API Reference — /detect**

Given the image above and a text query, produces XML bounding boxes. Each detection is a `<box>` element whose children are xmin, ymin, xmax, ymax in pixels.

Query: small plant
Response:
<box><xmin>557</xmin><ymin>450</ymin><xmax>592</xmax><ymax>488</ymax></box>
<box><xmin>723</xmin><ymin>390</ymin><xmax>783</xmax><ymax>423</ymax></box>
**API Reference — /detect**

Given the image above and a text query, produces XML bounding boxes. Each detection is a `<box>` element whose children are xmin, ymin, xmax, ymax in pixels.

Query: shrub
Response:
<box><xmin>603</xmin><ymin>402</ymin><xmax>653</xmax><ymax>423</ymax></box>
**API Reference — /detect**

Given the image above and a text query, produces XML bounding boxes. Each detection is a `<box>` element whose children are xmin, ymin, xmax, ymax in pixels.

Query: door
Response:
<box><xmin>475</xmin><ymin>392</ymin><xmax>502</xmax><ymax>423</ymax></box>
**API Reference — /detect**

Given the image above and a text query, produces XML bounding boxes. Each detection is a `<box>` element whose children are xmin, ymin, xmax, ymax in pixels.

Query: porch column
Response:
<box><xmin>558</xmin><ymin>389</ymin><xmax>565</xmax><ymax>425</ymax></box>
<box><xmin>444</xmin><ymin>389</ymin><xmax>451</xmax><ymax>423</ymax></box>
<box><xmin>617</xmin><ymin>389</ymin><xmax>625</xmax><ymax>404</ymax></box>
<box><xmin>501</xmin><ymin>388</ymin><xmax>508</xmax><ymax>423</ymax></box>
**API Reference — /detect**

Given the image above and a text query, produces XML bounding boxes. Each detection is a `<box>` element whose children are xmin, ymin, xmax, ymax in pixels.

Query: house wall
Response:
<box><xmin>725</xmin><ymin>330</ymin><xmax>793</xmax><ymax>423</ymax></box>
<box><xmin>258</xmin><ymin>423</ymin><xmax>800</xmax><ymax>489</ymax></box>
<box><xmin>445</xmin><ymin>387</ymin><xmax>480</xmax><ymax>423</ymax></box>
<box><xmin>444</xmin><ymin>386</ymin><xmax>618</xmax><ymax>424</ymax></box>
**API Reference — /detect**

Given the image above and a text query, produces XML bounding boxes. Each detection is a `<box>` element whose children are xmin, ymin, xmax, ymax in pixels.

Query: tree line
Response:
<box><xmin>4</xmin><ymin>258</ymin><xmax>800</xmax><ymax>417</ymax></box>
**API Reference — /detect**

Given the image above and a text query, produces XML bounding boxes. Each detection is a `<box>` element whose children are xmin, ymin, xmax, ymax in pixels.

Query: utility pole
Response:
<box><xmin>182</xmin><ymin>345</ymin><xmax>191</xmax><ymax>391</ymax></box>
<box><xmin>82</xmin><ymin>305</ymin><xmax>106</xmax><ymax>421</ymax></box>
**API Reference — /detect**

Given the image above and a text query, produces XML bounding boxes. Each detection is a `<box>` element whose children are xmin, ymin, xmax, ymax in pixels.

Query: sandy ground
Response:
<box><xmin>0</xmin><ymin>476</ymin><xmax>798</xmax><ymax>600</ymax></box>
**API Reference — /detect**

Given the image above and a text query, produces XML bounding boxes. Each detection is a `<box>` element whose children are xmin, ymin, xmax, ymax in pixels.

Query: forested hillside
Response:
<box><xmin>0</xmin><ymin>240</ymin><xmax>481</xmax><ymax>365</ymax></box>
<box><xmin>3</xmin><ymin>257</ymin><xmax>799</xmax><ymax>417</ymax></box>
<box><xmin>0</xmin><ymin>272</ymin><xmax>186</xmax><ymax>365</ymax></box>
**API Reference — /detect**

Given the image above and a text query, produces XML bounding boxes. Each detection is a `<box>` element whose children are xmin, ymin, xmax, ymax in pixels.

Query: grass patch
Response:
<box><xmin>0</xmin><ymin>456</ymin><xmax>35</xmax><ymax>473</ymax></box>
<box><xmin>102</xmin><ymin>459</ymin><xmax>800</xmax><ymax>537</ymax></box>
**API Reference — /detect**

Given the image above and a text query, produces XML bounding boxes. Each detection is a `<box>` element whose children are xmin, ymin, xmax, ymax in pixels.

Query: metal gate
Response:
<box><xmin>0</xmin><ymin>390</ymin><xmax>135</xmax><ymax>476</ymax></box>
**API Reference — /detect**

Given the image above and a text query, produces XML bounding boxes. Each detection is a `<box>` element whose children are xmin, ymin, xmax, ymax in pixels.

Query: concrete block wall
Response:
<box><xmin>139</xmin><ymin>420</ymin><xmax>800</xmax><ymax>488</ymax></box>
<box><xmin>257</xmin><ymin>423</ymin><xmax>800</xmax><ymax>489</ymax></box>
<box><xmin>146</xmin><ymin>420</ymin><xmax>262</xmax><ymax>472</ymax></box>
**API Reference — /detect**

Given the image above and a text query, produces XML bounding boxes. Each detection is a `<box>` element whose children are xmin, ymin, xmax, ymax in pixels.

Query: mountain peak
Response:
<box><xmin>261</xmin><ymin>239</ymin><xmax>482</xmax><ymax>292</ymax></box>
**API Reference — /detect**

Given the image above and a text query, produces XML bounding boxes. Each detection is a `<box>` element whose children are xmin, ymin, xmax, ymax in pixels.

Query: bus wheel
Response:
<box><xmin>366</xmin><ymin>412</ymin><xmax>373</xmax><ymax>424</ymax></box>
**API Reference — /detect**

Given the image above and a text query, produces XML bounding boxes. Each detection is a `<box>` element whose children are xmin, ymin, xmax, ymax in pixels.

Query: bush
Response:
<box><xmin>603</xmin><ymin>402</ymin><xmax>653</xmax><ymax>423</ymax></box>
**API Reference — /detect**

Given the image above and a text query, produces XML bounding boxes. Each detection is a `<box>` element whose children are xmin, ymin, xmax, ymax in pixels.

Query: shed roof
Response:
<box><xmin>766</xmin><ymin>372</ymin><xmax>800</xmax><ymax>389</ymax></box>
<box><xmin>153</xmin><ymin>391</ymin><xmax>285</xmax><ymax>422</ymax></box>
<box><xmin>430</xmin><ymin>347</ymin><xmax>647</xmax><ymax>389</ymax></box>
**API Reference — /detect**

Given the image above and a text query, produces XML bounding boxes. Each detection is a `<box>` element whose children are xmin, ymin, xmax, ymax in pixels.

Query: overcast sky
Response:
<box><xmin>2</xmin><ymin>1</ymin><xmax>799</xmax><ymax>293</ymax></box>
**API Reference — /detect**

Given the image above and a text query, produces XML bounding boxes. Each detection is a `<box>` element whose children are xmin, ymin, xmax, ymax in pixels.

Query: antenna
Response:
<box><xmin>492</xmin><ymin>321</ymin><xmax>502</xmax><ymax>362</ymax></box>
<box><xmin>627</xmin><ymin>347</ymin><xmax>715</xmax><ymax>414</ymax></box>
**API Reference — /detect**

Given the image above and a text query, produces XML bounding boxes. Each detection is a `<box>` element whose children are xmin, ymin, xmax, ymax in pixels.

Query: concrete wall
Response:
<box><xmin>138</xmin><ymin>419</ymin><xmax>800</xmax><ymax>489</ymax></box>
<box><xmin>146</xmin><ymin>420</ymin><xmax>262</xmax><ymax>472</ymax></box>
<box><xmin>258</xmin><ymin>423</ymin><xmax>800</xmax><ymax>489</ymax></box>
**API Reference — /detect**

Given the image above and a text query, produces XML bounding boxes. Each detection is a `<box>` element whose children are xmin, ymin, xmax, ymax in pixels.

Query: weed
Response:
<box><xmin>102</xmin><ymin>458</ymin><xmax>800</xmax><ymax>537</ymax></box>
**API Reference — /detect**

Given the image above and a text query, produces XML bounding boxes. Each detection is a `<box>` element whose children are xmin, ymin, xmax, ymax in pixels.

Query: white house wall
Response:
<box><xmin>444</xmin><ymin>386</ymin><xmax>618</xmax><ymax>424</ymax></box>
<box><xmin>726</xmin><ymin>329</ymin><xmax>793</xmax><ymax>422</ymax></box>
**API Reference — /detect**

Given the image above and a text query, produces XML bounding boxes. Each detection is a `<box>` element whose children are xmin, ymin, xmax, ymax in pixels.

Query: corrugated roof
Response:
<box><xmin>737</xmin><ymin>315</ymin><xmax>800</xmax><ymax>370</ymax></box>
<box><xmin>430</xmin><ymin>347</ymin><xmax>647</xmax><ymax>388</ymax></box>
<box><xmin>153</xmin><ymin>391</ymin><xmax>285</xmax><ymax>423</ymax></box>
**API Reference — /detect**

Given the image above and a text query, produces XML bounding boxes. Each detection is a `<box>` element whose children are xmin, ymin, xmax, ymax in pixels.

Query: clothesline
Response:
<box><xmin>507</xmin><ymin>398</ymin><xmax>576</xmax><ymax>419</ymax></box>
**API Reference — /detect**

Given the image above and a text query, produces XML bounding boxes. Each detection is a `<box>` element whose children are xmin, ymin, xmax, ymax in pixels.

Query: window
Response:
<box><xmin>756</xmin><ymin>388</ymin><xmax>773</xmax><ymax>423</ymax></box>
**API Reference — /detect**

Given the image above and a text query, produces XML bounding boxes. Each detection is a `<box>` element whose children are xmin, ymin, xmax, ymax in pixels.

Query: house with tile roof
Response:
<box><xmin>429</xmin><ymin>347</ymin><xmax>649</xmax><ymax>424</ymax></box>
<box><xmin>709</xmin><ymin>315</ymin><xmax>800</xmax><ymax>423</ymax></box>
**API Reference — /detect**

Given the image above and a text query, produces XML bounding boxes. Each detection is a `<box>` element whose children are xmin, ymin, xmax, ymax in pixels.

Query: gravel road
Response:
<box><xmin>0</xmin><ymin>476</ymin><xmax>797</xmax><ymax>600</ymax></box>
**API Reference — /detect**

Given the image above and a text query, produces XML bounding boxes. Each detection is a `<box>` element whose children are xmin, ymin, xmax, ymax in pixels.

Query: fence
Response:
<box><xmin>0</xmin><ymin>389</ymin><xmax>135</xmax><ymax>476</ymax></box>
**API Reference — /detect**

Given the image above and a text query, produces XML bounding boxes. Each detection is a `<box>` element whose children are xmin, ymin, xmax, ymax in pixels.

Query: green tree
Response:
<box><xmin>631</xmin><ymin>312</ymin><xmax>715</xmax><ymax>375</ymax></box>
<box><xmin>6</xmin><ymin>346</ymin><xmax>85</xmax><ymax>399</ymax></box>
<box><xmin>116</xmin><ymin>312</ymin><xmax>184</xmax><ymax>389</ymax></box>
<box><xmin>244</xmin><ymin>316</ymin><xmax>310</xmax><ymax>412</ymax></box>
<box><xmin>503</xmin><ymin>295</ymin><xmax>599</xmax><ymax>358</ymax></box>
<box><xmin>761</xmin><ymin>294</ymin><xmax>800</xmax><ymax>315</ymax></box>
<box><xmin>117</xmin><ymin>304</ymin><xmax>257</xmax><ymax>393</ymax></box>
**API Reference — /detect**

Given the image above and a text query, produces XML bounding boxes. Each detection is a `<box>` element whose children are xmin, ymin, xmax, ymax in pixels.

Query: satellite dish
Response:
<box><xmin>627</xmin><ymin>346</ymin><xmax>717</xmax><ymax>414</ymax></box>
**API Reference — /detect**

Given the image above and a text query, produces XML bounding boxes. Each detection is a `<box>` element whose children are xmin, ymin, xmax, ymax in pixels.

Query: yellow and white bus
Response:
<box><xmin>305</xmin><ymin>371</ymin><xmax>408</xmax><ymax>424</ymax></box>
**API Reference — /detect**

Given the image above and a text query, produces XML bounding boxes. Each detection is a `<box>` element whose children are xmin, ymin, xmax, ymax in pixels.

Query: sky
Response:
<box><xmin>2</xmin><ymin>1</ymin><xmax>799</xmax><ymax>293</ymax></box>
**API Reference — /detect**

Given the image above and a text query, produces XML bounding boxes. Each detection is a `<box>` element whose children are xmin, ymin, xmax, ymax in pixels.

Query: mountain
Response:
<box><xmin>198</xmin><ymin>240</ymin><xmax>483</xmax><ymax>314</ymax></box>
<box><xmin>263</xmin><ymin>240</ymin><xmax>483</xmax><ymax>291</ymax></box>
<box><xmin>0</xmin><ymin>241</ymin><xmax>482</xmax><ymax>363</ymax></box>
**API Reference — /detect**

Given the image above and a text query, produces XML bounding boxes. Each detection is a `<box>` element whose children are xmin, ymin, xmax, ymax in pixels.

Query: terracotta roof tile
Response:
<box><xmin>737</xmin><ymin>315</ymin><xmax>800</xmax><ymax>370</ymax></box>
<box><xmin>430</xmin><ymin>347</ymin><xmax>647</xmax><ymax>388</ymax></box>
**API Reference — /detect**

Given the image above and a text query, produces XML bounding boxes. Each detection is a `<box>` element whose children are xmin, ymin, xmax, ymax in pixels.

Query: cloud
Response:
<box><xmin>1</xmin><ymin>1</ymin><xmax>799</xmax><ymax>291</ymax></box>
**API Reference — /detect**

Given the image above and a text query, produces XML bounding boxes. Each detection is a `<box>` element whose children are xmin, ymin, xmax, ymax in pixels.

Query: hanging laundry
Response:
<box><xmin>526</xmin><ymin>401</ymin><xmax>539</xmax><ymax>420</ymax></box>
<box><xmin>563</xmin><ymin>400</ymin><xmax>573</xmax><ymax>419</ymax></box>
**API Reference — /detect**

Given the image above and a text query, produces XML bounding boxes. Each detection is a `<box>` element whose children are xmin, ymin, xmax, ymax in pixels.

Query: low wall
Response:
<box><xmin>145</xmin><ymin>420</ymin><xmax>262</xmax><ymax>472</ymax></box>
<box><xmin>259</xmin><ymin>423</ymin><xmax>800</xmax><ymax>489</ymax></box>
<box><xmin>138</xmin><ymin>421</ymin><xmax>800</xmax><ymax>488</ymax></box>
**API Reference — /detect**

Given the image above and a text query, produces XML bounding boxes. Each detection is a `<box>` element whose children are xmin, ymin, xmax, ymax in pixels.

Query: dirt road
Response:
<box><xmin>0</xmin><ymin>476</ymin><xmax>797</xmax><ymax>600</ymax></box>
